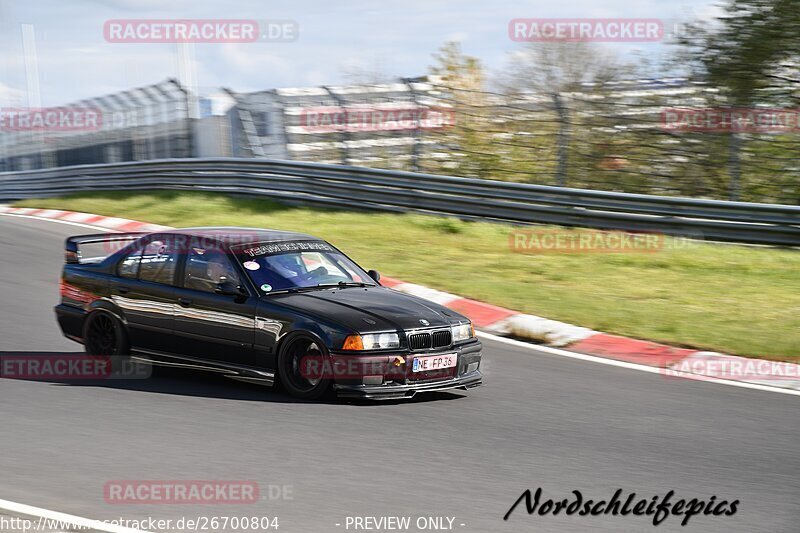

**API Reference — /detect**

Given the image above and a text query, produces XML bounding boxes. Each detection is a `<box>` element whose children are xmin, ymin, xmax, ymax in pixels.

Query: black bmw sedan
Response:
<box><xmin>55</xmin><ymin>227</ymin><xmax>483</xmax><ymax>400</ymax></box>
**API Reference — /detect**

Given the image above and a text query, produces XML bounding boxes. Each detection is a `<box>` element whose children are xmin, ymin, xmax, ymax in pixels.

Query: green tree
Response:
<box><xmin>677</xmin><ymin>0</ymin><xmax>800</xmax><ymax>202</ymax></box>
<box><xmin>426</xmin><ymin>41</ymin><xmax>499</xmax><ymax>179</ymax></box>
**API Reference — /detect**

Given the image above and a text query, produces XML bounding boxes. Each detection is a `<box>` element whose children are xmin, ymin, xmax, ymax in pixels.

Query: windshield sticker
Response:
<box><xmin>243</xmin><ymin>260</ymin><xmax>260</xmax><ymax>271</ymax></box>
<box><xmin>260</xmin><ymin>284</ymin><xmax>273</xmax><ymax>292</ymax></box>
<box><xmin>242</xmin><ymin>241</ymin><xmax>333</xmax><ymax>257</ymax></box>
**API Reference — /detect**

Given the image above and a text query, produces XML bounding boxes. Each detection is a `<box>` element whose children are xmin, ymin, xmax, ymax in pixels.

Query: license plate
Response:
<box><xmin>412</xmin><ymin>353</ymin><xmax>457</xmax><ymax>372</ymax></box>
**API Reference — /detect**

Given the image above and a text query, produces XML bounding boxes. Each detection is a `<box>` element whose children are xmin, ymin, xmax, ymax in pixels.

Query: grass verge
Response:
<box><xmin>15</xmin><ymin>190</ymin><xmax>800</xmax><ymax>361</ymax></box>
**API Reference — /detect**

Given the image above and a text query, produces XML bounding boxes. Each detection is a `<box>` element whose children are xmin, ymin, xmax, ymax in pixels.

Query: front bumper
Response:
<box><xmin>335</xmin><ymin>371</ymin><xmax>482</xmax><ymax>400</ymax></box>
<box><xmin>331</xmin><ymin>339</ymin><xmax>483</xmax><ymax>400</ymax></box>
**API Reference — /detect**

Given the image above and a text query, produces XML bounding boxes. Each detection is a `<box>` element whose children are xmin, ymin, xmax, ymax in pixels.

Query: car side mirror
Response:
<box><xmin>215</xmin><ymin>280</ymin><xmax>244</xmax><ymax>296</ymax></box>
<box><xmin>367</xmin><ymin>269</ymin><xmax>381</xmax><ymax>283</ymax></box>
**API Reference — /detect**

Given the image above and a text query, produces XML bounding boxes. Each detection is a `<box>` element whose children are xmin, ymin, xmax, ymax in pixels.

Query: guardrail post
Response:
<box><xmin>403</xmin><ymin>77</ymin><xmax>422</xmax><ymax>172</ymax></box>
<box><xmin>552</xmin><ymin>92</ymin><xmax>569</xmax><ymax>187</ymax></box>
<box><xmin>323</xmin><ymin>86</ymin><xmax>350</xmax><ymax>165</ymax></box>
<box><xmin>728</xmin><ymin>132</ymin><xmax>742</xmax><ymax>201</ymax></box>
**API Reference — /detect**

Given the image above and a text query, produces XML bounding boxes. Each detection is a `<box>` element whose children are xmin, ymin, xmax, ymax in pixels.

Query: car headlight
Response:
<box><xmin>342</xmin><ymin>333</ymin><xmax>400</xmax><ymax>350</ymax></box>
<box><xmin>451</xmin><ymin>322</ymin><xmax>475</xmax><ymax>343</ymax></box>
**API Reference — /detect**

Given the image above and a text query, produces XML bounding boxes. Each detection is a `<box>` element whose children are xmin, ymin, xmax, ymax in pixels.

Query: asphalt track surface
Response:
<box><xmin>0</xmin><ymin>214</ymin><xmax>798</xmax><ymax>533</ymax></box>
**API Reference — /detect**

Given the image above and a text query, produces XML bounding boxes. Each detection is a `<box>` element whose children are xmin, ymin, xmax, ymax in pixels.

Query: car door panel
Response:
<box><xmin>111</xmin><ymin>238</ymin><xmax>176</xmax><ymax>352</ymax></box>
<box><xmin>172</xmin><ymin>289</ymin><xmax>258</xmax><ymax>365</ymax></box>
<box><xmin>171</xmin><ymin>247</ymin><xmax>257</xmax><ymax>366</ymax></box>
<box><xmin>112</xmin><ymin>281</ymin><xmax>175</xmax><ymax>351</ymax></box>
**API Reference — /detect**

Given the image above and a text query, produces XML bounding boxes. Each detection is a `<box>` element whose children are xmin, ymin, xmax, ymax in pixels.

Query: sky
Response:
<box><xmin>0</xmin><ymin>0</ymin><xmax>724</xmax><ymax>107</ymax></box>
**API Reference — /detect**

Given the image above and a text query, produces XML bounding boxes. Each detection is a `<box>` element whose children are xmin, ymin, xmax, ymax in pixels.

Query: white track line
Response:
<box><xmin>479</xmin><ymin>331</ymin><xmax>800</xmax><ymax>397</ymax></box>
<box><xmin>0</xmin><ymin>498</ymin><xmax>149</xmax><ymax>533</ymax></box>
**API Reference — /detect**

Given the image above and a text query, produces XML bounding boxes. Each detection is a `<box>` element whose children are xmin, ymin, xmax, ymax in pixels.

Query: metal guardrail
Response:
<box><xmin>1</xmin><ymin>158</ymin><xmax>799</xmax><ymax>246</ymax></box>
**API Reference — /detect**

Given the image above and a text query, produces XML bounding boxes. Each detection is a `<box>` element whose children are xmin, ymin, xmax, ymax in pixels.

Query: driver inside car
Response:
<box><xmin>204</xmin><ymin>257</ymin><xmax>238</xmax><ymax>290</ymax></box>
<box><xmin>266</xmin><ymin>254</ymin><xmax>329</xmax><ymax>284</ymax></box>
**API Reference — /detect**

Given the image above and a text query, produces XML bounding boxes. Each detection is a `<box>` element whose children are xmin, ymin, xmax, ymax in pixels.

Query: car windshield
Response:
<box><xmin>237</xmin><ymin>246</ymin><xmax>373</xmax><ymax>293</ymax></box>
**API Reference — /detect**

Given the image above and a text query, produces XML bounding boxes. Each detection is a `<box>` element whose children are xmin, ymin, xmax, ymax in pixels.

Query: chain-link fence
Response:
<box><xmin>228</xmin><ymin>77</ymin><xmax>799</xmax><ymax>204</ymax></box>
<box><xmin>417</xmin><ymin>79</ymin><xmax>799</xmax><ymax>204</ymax></box>
<box><xmin>2</xmin><ymin>76</ymin><xmax>797</xmax><ymax>204</ymax></box>
<box><xmin>0</xmin><ymin>79</ymin><xmax>192</xmax><ymax>172</ymax></box>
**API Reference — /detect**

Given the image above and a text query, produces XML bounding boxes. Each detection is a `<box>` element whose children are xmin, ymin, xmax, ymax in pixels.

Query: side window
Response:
<box><xmin>184</xmin><ymin>248</ymin><xmax>242</xmax><ymax>293</ymax></box>
<box><xmin>118</xmin><ymin>247</ymin><xmax>143</xmax><ymax>279</ymax></box>
<box><xmin>139</xmin><ymin>239</ymin><xmax>178</xmax><ymax>285</ymax></box>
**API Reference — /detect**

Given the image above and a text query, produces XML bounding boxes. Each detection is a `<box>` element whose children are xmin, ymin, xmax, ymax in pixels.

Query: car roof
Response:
<box><xmin>160</xmin><ymin>227</ymin><xmax>320</xmax><ymax>245</ymax></box>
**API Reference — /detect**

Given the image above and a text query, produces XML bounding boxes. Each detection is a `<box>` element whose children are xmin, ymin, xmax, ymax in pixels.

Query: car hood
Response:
<box><xmin>266</xmin><ymin>286</ymin><xmax>464</xmax><ymax>332</ymax></box>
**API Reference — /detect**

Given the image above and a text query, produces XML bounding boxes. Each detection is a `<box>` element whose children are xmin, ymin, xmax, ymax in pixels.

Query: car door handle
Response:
<box><xmin>116</xmin><ymin>286</ymin><xmax>130</xmax><ymax>294</ymax></box>
<box><xmin>178</xmin><ymin>297</ymin><xmax>192</xmax><ymax>307</ymax></box>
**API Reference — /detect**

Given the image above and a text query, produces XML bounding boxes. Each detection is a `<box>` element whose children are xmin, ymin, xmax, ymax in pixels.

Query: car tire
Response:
<box><xmin>83</xmin><ymin>310</ymin><xmax>131</xmax><ymax>375</ymax></box>
<box><xmin>277</xmin><ymin>333</ymin><xmax>333</xmax><ymax>400</ymax></box>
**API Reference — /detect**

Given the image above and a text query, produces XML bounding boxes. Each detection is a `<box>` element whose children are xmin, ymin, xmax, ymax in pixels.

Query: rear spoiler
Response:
<box><xmin>65</xmin><ymin>232</ymin><xmax>146</xmax><ymax>264</ymax></box>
